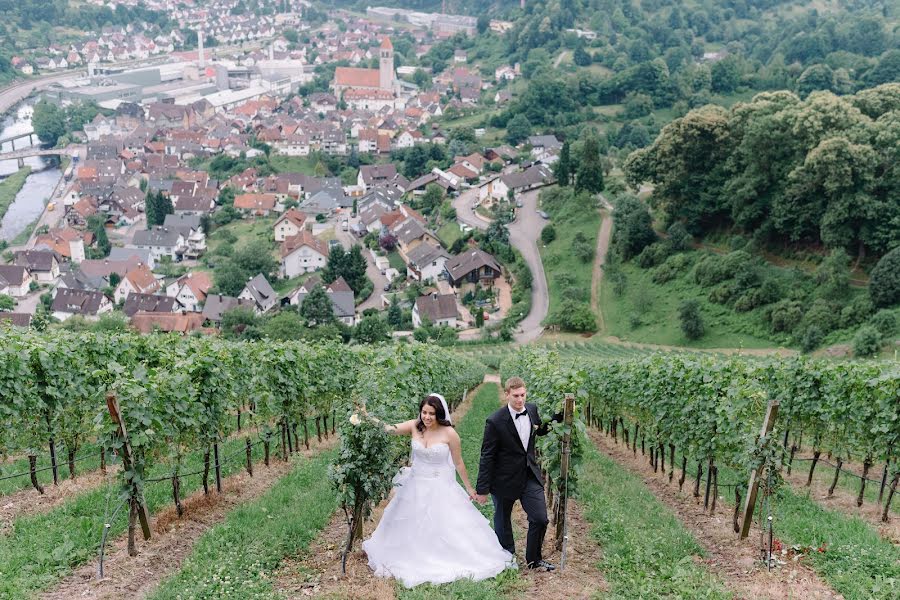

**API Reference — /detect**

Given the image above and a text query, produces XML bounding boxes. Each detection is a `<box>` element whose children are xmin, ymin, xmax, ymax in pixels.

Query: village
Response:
<box><xmin>0</xmin><ymin>5</ymin><xmax>558</xmax><ymax>339</ymax></box>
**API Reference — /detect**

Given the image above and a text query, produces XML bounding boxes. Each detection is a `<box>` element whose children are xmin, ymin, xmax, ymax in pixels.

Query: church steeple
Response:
<box><xmin>379</xmin><ymin>36</ymin><xmax>394</xmax><ymax>91</ymax></box>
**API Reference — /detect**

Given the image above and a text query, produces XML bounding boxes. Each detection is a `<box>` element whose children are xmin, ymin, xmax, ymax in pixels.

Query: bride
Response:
<box><xmin>355</xmin><ymin>393</ymin><xmax>516</xmax><ymax>588</ymax></box>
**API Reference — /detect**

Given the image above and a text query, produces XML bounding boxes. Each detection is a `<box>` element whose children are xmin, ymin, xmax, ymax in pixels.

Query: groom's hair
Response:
<box><xmin>504</xmin><ymin>377</ymin><xmax>526</xmax><ymax>393</ymax></box>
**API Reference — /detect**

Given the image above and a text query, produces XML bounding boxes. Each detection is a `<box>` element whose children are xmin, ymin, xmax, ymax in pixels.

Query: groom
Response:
<box><xmin>473</xmin><ymin>377</ymin><xmax>556</xmax><ymax>571</ymax></box>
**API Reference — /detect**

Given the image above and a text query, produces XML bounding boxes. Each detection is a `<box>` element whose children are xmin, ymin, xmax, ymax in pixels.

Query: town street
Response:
<box><xmin>452</xmin><ymin>186</ymin><xmax>550</xmax><ymax>343</ymax></box>
<box><xmin>334</xmin><ymin>219</ymin><xmax>389</xmax><ymax>311</ymax></box>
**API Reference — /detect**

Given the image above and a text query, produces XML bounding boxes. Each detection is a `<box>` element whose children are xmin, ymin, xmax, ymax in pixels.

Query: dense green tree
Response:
<box><xmin>678</xmin><ymin>299</ymin><xmax>705</xmax><ymax>340</ymax></box>
<box><xmin>573</xmin><ymin>45</ymin><xmax>592</xmax><ymax>67</ymax></box>
<box><xmin>354</xmin><ymin>314</ymin><xmax>390</xmax><ymax>344</ymax></box>
<box><xmin>32</xmin><ymin>99</ymin><xmax>66</xmax><ymax>146</ymax></box>
<box><xmin>387</xmin><ymin>296</ymin><xmax>402</xmax><ymax>329</ymax></box>
<box><xmin>797</xmin><ymin>64</ymin><xmax>834</xmax><ymax>98</ymax></box>
<box><xmin>300</xmin><ymin>284</ymin><xmax>336</xmax><ymax>326</ymax></box>
<box><xmin>710</xmin><ymin>56</ymin><xmax>742</xmax><ymax>93</ymax></box>
<box><xmin>869</xmin><ymin>247</ymin><xmax>900</xmax><ymax>308</ymax></box>
<box><xmin>262</xmin><ymin>311</ymin><xmax>305</xmax><ymax>340</ymax></box>
<box><xmin>506</xmin><ymin>113</ymin><xmax>533</xmax><ymax>146</ymax></box>
<box><xmin>575</xmin><ymin>131</ymin><xmax>605</xmax><ymax>194</ymax></box>
<box><xmin>0</xmin><ymin>294</ymin><xmax>15</xmax><ymax>311</ymax></box>
<box><xmin>554</xmin><ymin>141</ymin><xmax>572</xmax><ymax>186</ymax></box>
<box><xmin>220</xmin><ymin>307</ymin><xmax>259</xmax><ymax>339</ymax></box>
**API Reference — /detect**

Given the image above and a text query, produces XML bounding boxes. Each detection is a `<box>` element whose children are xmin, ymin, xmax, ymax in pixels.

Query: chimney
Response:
<box><xmin>198</xmin><ymin>27</ymin><xmax>205</xmax><ymax>69</ymax></box>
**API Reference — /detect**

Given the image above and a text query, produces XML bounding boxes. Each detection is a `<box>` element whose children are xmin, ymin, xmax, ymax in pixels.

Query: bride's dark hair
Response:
<box><xmin>416</xmin><ymin>395</ymin><xmax>453</xmax><ymax>433</ymax></box>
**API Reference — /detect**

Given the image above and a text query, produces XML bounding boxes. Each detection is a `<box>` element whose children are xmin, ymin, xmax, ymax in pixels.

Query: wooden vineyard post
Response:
<box><xmin>105</xmin><ymin>393</ymin><xmax>152</xmax><ymax>543</ymax></box>
<box><xmin>739</xmin><ymin>399</ymin><xmax>779</xmax><ymax>539</ymax></box>
<box><xmin>556</xmin><ymin>393</ymin><xmax>576</xmax><ymax>560</ymax></box>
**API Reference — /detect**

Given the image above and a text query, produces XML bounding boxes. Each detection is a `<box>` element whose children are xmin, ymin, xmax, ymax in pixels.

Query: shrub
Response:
<box><xmin>666</xmin><ymin>222</ymin><xmax>692</xmax><ymax>252</ymax></box>
<box><xmin>815</xmin><ymin>248</ymin><xmax>851</xmax><ymax>300</ymax></box>
<box><xmin>678</xmin><ymin>299</ymin><xmax>705</xmax><ymax>340</ymax></box>
<box><xmin>767</xmin><ymin>300</ymin><xmax>804</xmax><ymax>333</ymax></box>
<box><xmin>870</xmin><ymin>247</ymin><xmax>900</xmax><ymax>308</ymax></box>
<box><xmin>800</xmin><ymin>299</ymin><xmax>839</xmax><ymax>335</ymax></box>
<box><xmin>555</xmin><ymin>300</ymin><xmax>597</xmax><ymax>332</ymax></box>
<box><xmin>613</xmin><ymin>195</ymin><xmax>657</xmax><ymax>260</ymax></box>
<box><xmin>852</xmin><ymin>325</ymin><xmax>883</xmax><ymax>358</ymax></box>
<box><xmin>800</xmin><ymin>325</ymin><xmax>824</xmax><ymax>353</ymax></box>
<box><xmin>541</xmin><ymin>225</ymin><xmax>557</xmax><ymax>244</ymax></box>
<box><xmin>562</xmin><ymin>286</ymin><xmax>589</xmax><ymax>302</ymax></box>
<box><xmin>636</xmin><ymin>242</ymin><xmax>668</xmax><ymax>269</ymax></box>
<box><xmin>868</xmin><ymin>309</ymin><xmax>897</xmax><ymax>337</ymax></box>
<box><xmin>572</xmin><ymin>232</ymin><xmax>595</xmax><ymax>263</ymax></box>
<box><xmin>628</xmin><ymin>313</ymin><xmax>642</xmax><ymax>329</ymax></box>
<box><xmin>708</xmin><ymin>282</ymin><xmax>737</xmax><ymax>305</ymax></box>
<box><xmin>652</xmin><ymin>253</ymin><xmax>693</xmax><ymax>284</ymax></box>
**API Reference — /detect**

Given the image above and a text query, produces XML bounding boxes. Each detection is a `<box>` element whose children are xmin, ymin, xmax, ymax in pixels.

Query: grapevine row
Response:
<box><xmin>522</xmin><ymin>350</ymin><xmax>900</xmax><ymax>528</ymax></box>
<box><xmin>0</xmin><ymin>329</ymin><xmax>484</xmax><ymax>558</ymax></box>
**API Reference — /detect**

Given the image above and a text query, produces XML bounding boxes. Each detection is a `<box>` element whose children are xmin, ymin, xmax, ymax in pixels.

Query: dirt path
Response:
<box><xmin>40</xmin><ymin>436</ymin><xmax>335</xmax><ymax>600</ymax></box>
<box><xmin>783</xmin><ymin>454</ymin><xmax>900</xmax><ymax>544</ymax></box>
<box><xmin>590</xmin><ymin>207</ymin><xmax>613</xmax><ymax>332</ymax></box>
<box><xmin>1</xmin><ymin>465</ymin><xmax>119</xmax><ymax>535</ymax></box>
<box><xmin>510</xmin><ymin>497</ymin><xmax>608</xmax><ymax>598</ymax></box>
<box><xmin>273</xmin><ymin>388</ymin><xmax>484</xmax><ymax>598</ymax></box>
<box><xmin>589</xmin><ymin>430</ymin><xmax>842</xmax><ymax>599</ymax></box>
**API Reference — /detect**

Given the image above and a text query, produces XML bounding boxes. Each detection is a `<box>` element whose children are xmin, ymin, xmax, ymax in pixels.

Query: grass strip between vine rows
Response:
<box><xmin>0</xmin><ymin>429</ymin><xmax>298</xmax><ymax>598</ymax></box>
<box><xmin>148</xmin><ymin>448</ymin><xmax>338</xmax><ymax>599</ymax></box>
<box><xmin>579</xmin><ymin>442</ymin><xmax>731</xmax><ymax>599</ymax></box>
<box><xmin>661</xmin><ymin>450</ymin><xmax>900</xmax><ymax>600</ymax></box>
<box><xmin>396</xmin><ymin>383</ymin><xmax>525</xmax><ymax>600</ymax></box>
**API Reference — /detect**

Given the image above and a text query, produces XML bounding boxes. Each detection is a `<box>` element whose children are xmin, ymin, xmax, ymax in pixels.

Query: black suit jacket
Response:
<box><xmin>476</xmin><ymin>403</ymin><xmax>552</xmax><ymax>498</ymax></box>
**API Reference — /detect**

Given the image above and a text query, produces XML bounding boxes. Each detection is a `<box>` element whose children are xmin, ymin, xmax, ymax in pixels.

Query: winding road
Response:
<box><xmin>453</xmin><ymin>187</ymin><xmax>549</xmax><ymax>343</ymax></box>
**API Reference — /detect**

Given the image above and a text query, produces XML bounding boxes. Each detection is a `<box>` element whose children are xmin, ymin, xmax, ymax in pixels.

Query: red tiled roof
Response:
<box><xmin>334</xmin><ymin>67</ymin><xmax>380</xmax><ymax>88</ymax></box>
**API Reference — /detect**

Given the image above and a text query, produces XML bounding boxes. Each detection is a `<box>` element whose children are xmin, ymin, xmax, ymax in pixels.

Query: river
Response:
<box><xmin>0</xmin><ymin>102</ymin><xmax>62</xmax><ymax>242</ymax></box>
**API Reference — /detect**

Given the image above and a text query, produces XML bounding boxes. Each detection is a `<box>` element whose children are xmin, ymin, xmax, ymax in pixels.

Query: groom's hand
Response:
<box><xmin>472</xmin><ymin>493</ymin><xmax>488</xmax><ymax>505</ymax></box>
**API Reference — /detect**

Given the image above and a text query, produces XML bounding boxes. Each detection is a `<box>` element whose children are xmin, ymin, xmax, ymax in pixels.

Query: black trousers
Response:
<box><xmin>491</xmin><ymin>474</ymin><xmax>549</xmax><ymax>565</ymax></box>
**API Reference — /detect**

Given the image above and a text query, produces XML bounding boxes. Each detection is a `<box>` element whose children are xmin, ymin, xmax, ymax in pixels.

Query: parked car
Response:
<box><xmin>537</xmin><ymin>210</ymin><xmax>550</xmax><ymax>219</ymax></box>
<box><xmin>341</xmin><ymin>219</ymin><xmax>349</xmax><ymax>231</ymax></box>
<box><xmin>328</xmin><ymin>239</ymin><xmax>341</xmax><ymax>250</ymax></box>
<box><xmin>515</xmin><ymin>199</ymin><xmax>523</xmax><ymax>208</ymax></box>
<box><xmin>383</xmin><ymin>283</ymin><xmax>392</xmax><ymax>291</ymax></box>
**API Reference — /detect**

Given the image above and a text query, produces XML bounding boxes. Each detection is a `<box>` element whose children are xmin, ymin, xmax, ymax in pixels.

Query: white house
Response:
<box><xmin>406</xmin><ymin>243</ymin><xmax>451</xmax><ymax>283</ymax></box>
<box><xmin>113</xmin><ymin>264</ymin><xmax>161</xmax><ymax>304</ymax></box>
<box><xmin>273</xmin><ymin>209</ymin><xmax>308</xmax><ymax>242</ymax></box>
<box><xmin>51</xmin><ymin>288</ymin><xmax>113</xmax><ymax>322</ymax></box>
<box><xmin>412</xmin><ymin>293</ymin><xmax>459</xmax><ymax>328</ymax></box>
<box><xmin>0</xmin><ymin>265</ymin><xmax>33</xmax><ymax>297</ymax></box>
<box><xmin>165</xmin><ymin>271</ymin><xmax>212</xmax><ymax>312</ymax></box>
<box><xmin>280</xmin><ymin>231</ymin><xmax>329</xmax><ymax>278</ymax></box>
<box><xmin>130</xmin><ymin>227</ymin><xmax>186</xmax><ymax>262</ymax></box>
<box><xmin>239</xmin><ymin>274</ymin><xmax>278</xmax><ymax>314</ymax></box>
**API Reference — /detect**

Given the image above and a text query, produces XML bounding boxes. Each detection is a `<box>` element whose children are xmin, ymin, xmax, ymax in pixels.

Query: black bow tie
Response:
<box><xmin>515</xmin><ymin>410</ymin><xmax>528</xmax><ymax>419</ymax></box>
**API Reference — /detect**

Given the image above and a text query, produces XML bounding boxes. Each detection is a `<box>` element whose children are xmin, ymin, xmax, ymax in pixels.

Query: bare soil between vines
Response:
<box><xmin>40</xmin><ymin>435</ymin><xmax>336</xmax><ymax>600</ymax></box>
<box><xmin>272</xmin><ymin>384</ymin><xmax>496</xmax><ymax>598</ymax></box>
<box><xmin>589</xmin><ymin>429</ymin><xmax>843</xmax><ymax>600</ymax></box>
<box><xmin>1</xmin><ymin>465</ymin><xmax>119</xmax><ymax>535</ymax></box>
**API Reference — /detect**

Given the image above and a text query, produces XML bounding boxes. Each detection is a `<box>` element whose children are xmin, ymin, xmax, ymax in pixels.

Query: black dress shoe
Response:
<box><xmin>527</xmin><ymin>559</ymin><xmax>556</xmax><ymax>571</ymax></box>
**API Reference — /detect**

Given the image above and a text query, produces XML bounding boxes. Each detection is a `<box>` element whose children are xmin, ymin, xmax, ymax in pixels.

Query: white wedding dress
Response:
<box><xmin>362</xmin><ymin>439</ymin><xmax>516</xmax><ymax>588</ymax></box>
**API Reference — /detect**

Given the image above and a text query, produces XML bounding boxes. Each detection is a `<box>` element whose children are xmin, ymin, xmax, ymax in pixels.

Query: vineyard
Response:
<box><xmin>504</xmin><ymin>347</ymin><xmax>900</xmax><ymax>599</ymax></box>
<box><xmin>0</xmin><ymin>329</ymin><xmax>485</xmax><ymax>598</ymax></box>
<box><xmin>2</xmin><ymin>325</ymin><xmax>900</xmax><ymax>599</ymax></box>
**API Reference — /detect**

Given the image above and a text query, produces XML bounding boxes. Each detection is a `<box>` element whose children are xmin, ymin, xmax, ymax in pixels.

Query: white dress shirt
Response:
<box><xmin>508</xmin><ymin>403</ymin><xmax>530</xmax><ymax>450</ymax></box>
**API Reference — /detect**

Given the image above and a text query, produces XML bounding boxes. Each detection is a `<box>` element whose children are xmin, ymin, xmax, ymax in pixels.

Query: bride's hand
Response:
<box><xmin>349</xmin><ymin>413</ymin><xmax>361</xmax><ymax>426</ymax></box>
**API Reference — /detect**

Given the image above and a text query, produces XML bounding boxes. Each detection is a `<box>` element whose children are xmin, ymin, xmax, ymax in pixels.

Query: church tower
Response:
<box><xmin>379</xmin><ymin>36</ymin><xmax>394</xmax><ymax>92</ymax></box>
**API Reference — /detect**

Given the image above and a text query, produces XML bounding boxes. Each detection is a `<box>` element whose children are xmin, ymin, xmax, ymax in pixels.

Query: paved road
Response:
<box><xmin>0</xmin><ymin>72</ymin><xmax>85</xmax><ymax>116</ymax></box>
<box><xmin>452</xmin><ymin>187</ymin><xmax>550</xmax><ymax>343</ymax></box>
<box><xmin>334</xmin><ymin>220</ymin><xmax>389</xmax><ymax>311</ymax></box>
